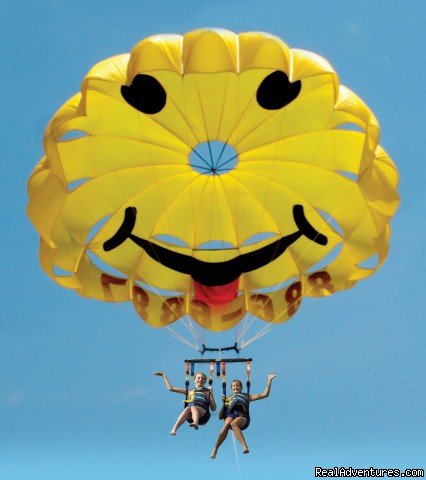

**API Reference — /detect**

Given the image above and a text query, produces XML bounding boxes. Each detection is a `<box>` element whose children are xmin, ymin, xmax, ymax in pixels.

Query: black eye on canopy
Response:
<box><xmin>121</xmin><ymin>74</ymin><xmax>167</xmax><ymax>114</ymax></box>
<box><xmin>256</xmin><ymin>71</ymin><xmax>301</xmax><ymax>110</ymax></box>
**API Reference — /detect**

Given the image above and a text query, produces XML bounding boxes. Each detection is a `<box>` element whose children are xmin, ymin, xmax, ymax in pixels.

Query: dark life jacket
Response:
<box><xmin>227</xmin><ymin>392</ymin><xmax>249</xmax><ymax>414</ymax></box>
<box><xmin>185</xmin><ymin>387</ymin><xmax>210</xmax><ymax>410</ymax></box>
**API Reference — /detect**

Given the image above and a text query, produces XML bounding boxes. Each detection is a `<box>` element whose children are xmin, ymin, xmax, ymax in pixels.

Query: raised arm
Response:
<box><xmin>153</xmin><ymin>371</ymin><xmax>186</xmax><ymax>394</ymax></box>
<box><xmin>249</xmin><ymin>373</ymin><xmax>276</xmax><ymax>401</ymax></box>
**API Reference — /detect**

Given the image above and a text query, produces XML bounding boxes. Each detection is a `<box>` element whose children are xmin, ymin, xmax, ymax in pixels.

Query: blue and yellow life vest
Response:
<box><xmin>226</xmin><ymin>392</ymin><xmax>249</xmax><ymax>414</ymax></box>
<box><xmin>185</xmin><ymin>387</ymin><xmax>210</xmax><ymax>410</ymax></box>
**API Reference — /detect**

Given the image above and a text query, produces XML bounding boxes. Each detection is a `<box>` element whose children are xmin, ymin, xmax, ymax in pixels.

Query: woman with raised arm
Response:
<box><xmin>154</xmin><ymin>371</ymin><xmax>217</xmax><ymax>435</ymax></box>
<box><xmin>210</xmin><ymin>373</ymin><xmax>276</xmax><ymax>458</ymax></box>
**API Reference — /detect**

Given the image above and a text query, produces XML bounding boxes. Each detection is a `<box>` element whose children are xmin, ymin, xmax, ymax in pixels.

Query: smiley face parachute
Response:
<box><xmin>27</xmin><ymin>29</ymin><xmax>399</xmax><ymax>347</ymax></box>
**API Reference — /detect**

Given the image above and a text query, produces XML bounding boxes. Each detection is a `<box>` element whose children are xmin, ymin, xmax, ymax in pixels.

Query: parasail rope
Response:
<box><xmin>164</xmin><ymin>326</ymin><xmax>198</xmax><ymax>351</ymax></box>
<box><xmin>231</xmin><ymin>434</ymin><xmax>242</xmax><ymax>478</ymax></box>
<box><xmin>236</xmin><ymin>314</ymin><xmax>256</xmax><ymax>346</ymax></box>
<box><xmin>233</xmin><ymin>323</ymin><xmax>241</xmax><ymax>355</ymax></box>
<box><xmin>240</xmin><ymin>325</ymin><xmax>272</xmax><ymax>350</ymax></box>
<box><xmin>181</xmin><ymin>315</ymin><xmax>205</xmax><ymax>347</ymax></box>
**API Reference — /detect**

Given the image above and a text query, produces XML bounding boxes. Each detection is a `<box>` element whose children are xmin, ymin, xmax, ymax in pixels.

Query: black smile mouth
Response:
<box><xmin>103</xmin><ymin>205</ymin><xmax>327</xmax><ymax>287</ymax></box>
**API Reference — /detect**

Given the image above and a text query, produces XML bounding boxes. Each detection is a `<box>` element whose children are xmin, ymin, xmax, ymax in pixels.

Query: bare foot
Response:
<box><xmin>243</xmin><ymin>448</ymin><xmax>249</xmax><ymax>454</ymax></box>
<box><xmin>169</xmin><ymin>430</ymin><xmax>176</xmax><ymax>436</ymax></box>
<box><xmin>210</xmin><ymin>450</ymin><xmax>217</xmax><ymax>459</ymax></box>
<box><xmin>189</xmin><ymin>423</ymin><xmax>199</xmax><ymax>430</ymax></box>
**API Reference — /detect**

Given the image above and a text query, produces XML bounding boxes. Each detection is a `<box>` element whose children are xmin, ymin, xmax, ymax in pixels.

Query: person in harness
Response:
<box><xmin>210</xmin><ymin>373</ymin><xmax>276</xmax><ymax>458</ymax></box>
<box><xmin>154</xmin><ymin>371</ymin><xmax>217</xmax><ymax>435</ymax></box>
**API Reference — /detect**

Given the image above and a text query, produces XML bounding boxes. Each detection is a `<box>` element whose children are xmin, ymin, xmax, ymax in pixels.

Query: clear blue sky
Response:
<box><xmin>1</xmin><ymin>1</ymin><xmax>425</xmax><ymax>479</ymax></box>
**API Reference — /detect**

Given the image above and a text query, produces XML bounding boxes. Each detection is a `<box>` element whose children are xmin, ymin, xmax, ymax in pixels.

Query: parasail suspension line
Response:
<box><xmin>240</xmin><ymin>325</ymin><xmax>272</xmax><ymax>350</ymax></box>
<box><xmin>164</xmin><ymin>326</ymin><xmax>198</xmax><ymax>351</ymax></box>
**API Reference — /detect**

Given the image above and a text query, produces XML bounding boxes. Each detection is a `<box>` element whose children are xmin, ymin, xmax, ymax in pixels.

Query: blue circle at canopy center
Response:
<box><xmin>189</xmin><ymin>140</ymin><xmax>238</xmax><ymax>175</ymax></box>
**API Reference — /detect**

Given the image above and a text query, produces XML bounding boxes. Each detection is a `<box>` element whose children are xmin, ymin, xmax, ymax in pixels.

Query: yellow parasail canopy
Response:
<box><xmin>27</xmin><ymin>29</ymin><xmax>399</xmax><ymax>332</ymax></box>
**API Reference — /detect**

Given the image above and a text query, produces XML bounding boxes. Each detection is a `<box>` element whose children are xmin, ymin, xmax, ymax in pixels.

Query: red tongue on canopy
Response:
<box><xmin>194</xmin><ymin>278</ymin><xmax>239</xmax><ymax>305</ymax></box>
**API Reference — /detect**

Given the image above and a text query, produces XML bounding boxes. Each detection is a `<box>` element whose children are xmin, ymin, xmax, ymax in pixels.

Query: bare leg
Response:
<box><xmin>231</xmin><ymin>417</ymin><xmax>249</xmax><ymax>453</ymax></box>
<box><xmin>170</xmin><ymin>407</ymin><xmax>191</xmax><ymax>435</ymax></box>
<box><xmin>211</xmin><ymin>419</ymin><xmax>232</xmax><ymax>459</ymax></box>
<box><xmin>189</xmin><ymin>406</ymin><xmax>203</xmax><ymax>430</ymax></box>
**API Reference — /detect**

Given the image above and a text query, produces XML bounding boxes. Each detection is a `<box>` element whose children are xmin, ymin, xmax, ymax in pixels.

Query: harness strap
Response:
<box><xmin>184</xmin><ymin>362</ymin><xmax>190</xmax><ymax>402</ymax></box>
<box><xmin>221</xmin><ymin>361</ymin><xmax>227</xmax><ymax>399</ymax></box>
<box><xmin>209</xmin><ymin>361</ymin><xmax>214</xmax><ymax>387</ymax></box>
<box><xmin>246</xmin><ymin>360</ymin><xmax>251</xmax><ymax>398</ymax></box>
